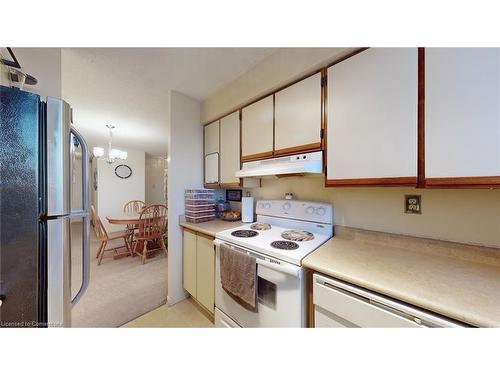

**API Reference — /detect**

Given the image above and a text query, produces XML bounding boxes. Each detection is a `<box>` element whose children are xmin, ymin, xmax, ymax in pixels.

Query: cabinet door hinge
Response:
<box><xmin>321</xmin><ymin>77</ymin><xmax>326</xmax><ymax>87</ymax></box>
<box><xmin>320</xmin><ymin>129</ymin><xmax>324</xmax><ymax>139</ymax></box>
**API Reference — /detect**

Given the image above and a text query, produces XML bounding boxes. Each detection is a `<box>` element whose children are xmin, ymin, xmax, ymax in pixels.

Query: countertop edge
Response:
<box><xmin>179</xmin><ymin>219</ymin><xmax>242</xmax><ymax>238</ymax></box>
<box><xmin>303</xmin><ymin>261</ymin><xmax>497</xmax><ymax>328</ymax></box>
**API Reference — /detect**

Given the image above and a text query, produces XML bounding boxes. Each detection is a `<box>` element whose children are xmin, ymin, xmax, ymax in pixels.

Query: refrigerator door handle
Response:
<box><xmin>70</xmin><ymin>126</ymin><xmax>90</xmax><ymax>307</ymax></box>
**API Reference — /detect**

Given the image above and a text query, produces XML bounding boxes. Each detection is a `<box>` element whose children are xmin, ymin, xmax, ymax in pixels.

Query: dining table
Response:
<box><xmin>106</xmin><ymin>213</ymin><xmax>167</xmax><ymax>260</ymax></box>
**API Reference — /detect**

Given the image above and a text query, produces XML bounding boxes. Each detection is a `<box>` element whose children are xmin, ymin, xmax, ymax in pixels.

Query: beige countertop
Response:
<box><xmin>179</xmin><ymin>217</ymin><xmax>242</xmax><ymax>237</ymax></box>
<box><xmin>303</xmin><ymin>226</ymin><xmax>500</xmax><ymax>327</ymax></box>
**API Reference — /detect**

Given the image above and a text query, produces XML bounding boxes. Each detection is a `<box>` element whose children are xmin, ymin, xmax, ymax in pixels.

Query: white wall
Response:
<box><xmin>145</xmin><ymin>155</ymin><xmax>167</xmax><ymax>205</ymax></box>
<box><xmin>8</xmin><ymin>48</ymin><xmax>62</xmax><ymax>98</ymax></box>
<box><xmin>167</xmin><ymin>91</ymin><xmax>202</xmax><ymax>305</ymax></box>
<box><xmin>96</xmin><ymin>148</ymin><xmax>145</xmax><ymax>232</ymax></box>
<box><xmin>61</xmin><ymin>48</ymin><xmax>170</xmax><ymax>156</ymax></box>
<box><xmin>202</xmin><ymin>48</ymin><xmax>500</xmax><ymax>248</ymax></box>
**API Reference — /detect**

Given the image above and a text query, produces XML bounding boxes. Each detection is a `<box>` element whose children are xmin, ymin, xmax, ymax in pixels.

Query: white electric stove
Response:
<box><xmin>214</xmin><ymin>200</ymin><xmax>333</xmax><ymax>328</ymax></box>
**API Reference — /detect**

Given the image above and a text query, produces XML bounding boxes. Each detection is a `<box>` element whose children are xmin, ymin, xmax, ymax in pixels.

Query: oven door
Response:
<box><xmin>214</xmin><ymin>239</ymin><xmax>305</xmax><ymax>327</ymax></box>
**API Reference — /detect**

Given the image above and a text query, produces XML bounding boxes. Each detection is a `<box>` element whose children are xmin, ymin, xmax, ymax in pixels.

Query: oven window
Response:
<box><xmin>258</xmin><ymin>276</ymin><xmax>277</xmax><ymax>310</ymax></box>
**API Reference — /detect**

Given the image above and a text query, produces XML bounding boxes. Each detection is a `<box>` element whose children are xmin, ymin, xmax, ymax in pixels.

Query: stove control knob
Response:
<box><xmin>306</xmin><ymin>206</ymin><xmax>315</xmax><ymax>214</ymax></box>
<box><xmin>265</xmin><ymin>203</ymin><xmax>271</xmax><ymax>209</ymax></box>
<box><xmin>316</xmin><ymin>207</ymin><xmax>326</xmax><ymax>216</ymax></box>
<box><xmin>283</xmin><ymin>202</ymin><xmax>291</xmax><ymax>210</ymax></box>
<box><xmin>258</xmin><ymin>203</ymin><xmax>265</xmax><ymax>209</ymax></box>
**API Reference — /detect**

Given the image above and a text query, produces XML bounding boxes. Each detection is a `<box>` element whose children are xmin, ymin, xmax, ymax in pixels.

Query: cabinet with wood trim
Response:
<box><xmin>274</xmin><ymin>72</ymin><xmax>323</xmax><ymax>155</ymax></box>
<box><xmin>183</xmin><ymin>228</ymin><xmax>215</xmax><ymax>314</ymax></box>
<box><xmin>241</xmin><ymin>96</ymin><xmax>274</xmax><ymax>161</ymax></box>
<box><xmin>204</xmin><ymin>121</ymin><xmax>220</xmax><ymax>186</ymax></box>
<box><xmin>325</xmin><ymin>48</ymin><xmax>419</xmax><ymax>186</ymax></box>
<box><xmin>204</xmin><ymin>111</ymin><xmax>241</xmax><ymax>188</ymax></box>
<box><xmin>424</xmin><ymin>48</ymin><xmax>500</xmax><ymax>188</ymax></box>
<box><xmin>219</xmin><ymin>111</ymin><xmax>241</xmax><ymax>187</ymax></box>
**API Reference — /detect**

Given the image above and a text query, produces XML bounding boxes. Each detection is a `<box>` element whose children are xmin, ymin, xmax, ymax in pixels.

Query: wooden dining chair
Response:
<box><xmin>91</xmin><ymin>205</ymin><xmax>132</xmax><ymax>265</ymax></box>
<box><xmin>134</xmin><ymin>204</ymin><xmax>168</xmax><ymax>264</ymax></box>
<box><xmin>123</xmin><ymin>200</ymin><xmax>146</xmax><ymax>241</ymax></box>
<box><xmin>123</xmin><ymin>200</ymin><xmax>146</xmax><ymax>216</ymax></box>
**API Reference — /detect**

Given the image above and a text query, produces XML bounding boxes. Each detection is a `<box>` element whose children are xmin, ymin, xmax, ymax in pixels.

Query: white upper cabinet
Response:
<box><xmin>220</xmin><ymin>111</ymin><xmax>240</xmax><ymax>185</ymax></box>
<box><xmin>241</xmin><ymin>96</ymin><xmax>274</xmax><ymax>159</ymax></box>
<box><xmin>326</xmin><ymin>48</ymin><xmax>418</xmax><ymax>184</ymax></box>
<box><xmin>204</xmin><ymin>120</ymin><xmax>220</xmax><ymax>185</ymax></box>
<box><xmin>425</xmin><ymin>48</ymin><xmax>500</xmax><ymax>180</ymax></box>
<box><xmin>275</xmin><ymin>72</ymin><xmax>322</xmax><ymax>153</ymax></box>
<box><xmin>204</xmin><ymin>153</ymin><xmax>219</xmax><ymax>184</ymax></box>
<box><xmin>204</xmin><ymin>121</ymin><xmax>219</xmax><ymax>156</ymax></box>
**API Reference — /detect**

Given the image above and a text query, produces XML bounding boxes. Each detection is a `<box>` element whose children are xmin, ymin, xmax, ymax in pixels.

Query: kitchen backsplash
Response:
<box><xmin>241</xmin><ymin>175</ymin><xmax>500</xmax><ymax>248</ymax></box>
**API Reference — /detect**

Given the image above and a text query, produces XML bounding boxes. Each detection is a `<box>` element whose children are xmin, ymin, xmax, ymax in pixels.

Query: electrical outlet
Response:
<box><xmin>405</xmin><ymin>195</ymin><xmax>421</xmax><ymax>214</ymax></box>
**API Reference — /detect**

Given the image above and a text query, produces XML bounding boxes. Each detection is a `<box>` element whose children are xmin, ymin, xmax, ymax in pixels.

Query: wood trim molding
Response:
<box><xmin>203</xmin><ymin>183</ymin><xmax>219</xmax><ymax>189</ymax></box>
<box><xmin>272</xmin><ymin>94</ymin><xmax>276</xmax><ymax>156</ymax></box>
<box><xmin>417</xmin><ymin>47</ymin><xmax>426</xmax><ymax>188</ymax></box>
<box><xmin>241</xmin><ymin>151</ymin><xmax>274</xmax><ymax>163</ymax></box>
<box><xmin>326</xmin><ymin>47</ymin><xmax>369</xmax><ymax>68</ymax></box>
<box><xmin>182</xmin><ymin>227</ymin><xmax>197</xmax><ymax>235</ymax></box>
<box><xmin>325</xmin><ymin>177</ymin><xmax>417</xmax><ymax>187</ymax></box>
<box><xmin>220</xmin><ymin>182</ymin><xmax>242</xmax><ymax>189</ymax></box>
<box><xmin>305</xmin><ymin>268</ymin><xmax>315</xmax><ymax>328</ymax></box>
<box><xmin>197</xmin><ymin>231</ymin><xmax>215</xmax><ymax>241</ymax></box>
<box><xmin>274</xmin><ymin>142</ymin><xmax>322</xmax><ymax>157</ymax></box>
<box><xmin>321</xmin><ymin>67</ymin><xmax>328</xmax><ymax>175</ymax></box>
<box><xmin>425</xmin><ymin>176</ymin><xmax>500</xmax><ymax>188</ymax></box>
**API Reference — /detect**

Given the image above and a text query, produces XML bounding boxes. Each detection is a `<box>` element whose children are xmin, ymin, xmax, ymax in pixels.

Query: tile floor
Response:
<box><xmin>122</xmin><ymin>298</ymin><xmax>214</xmax><ymax>328</ymax></box>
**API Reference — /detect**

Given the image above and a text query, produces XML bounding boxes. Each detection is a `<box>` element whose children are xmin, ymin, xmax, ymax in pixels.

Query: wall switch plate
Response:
<box><xmin>405</xmin><ymin>195</ymin><xmax>421</xmax><ymax>214</ymax></box>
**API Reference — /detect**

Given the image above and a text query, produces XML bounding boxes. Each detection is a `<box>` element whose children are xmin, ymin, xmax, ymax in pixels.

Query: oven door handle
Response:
<box><xmin>256</xmin><ymin>258</ymin><xmax>300</xmax><ymax>278</ymax></box>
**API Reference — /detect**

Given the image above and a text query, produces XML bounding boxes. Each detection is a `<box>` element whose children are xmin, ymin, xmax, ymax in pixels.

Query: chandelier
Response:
<box><xmin>92</xmin><ymin>125</ymin><xmax>128</xmax><ymax>164</ymax></box>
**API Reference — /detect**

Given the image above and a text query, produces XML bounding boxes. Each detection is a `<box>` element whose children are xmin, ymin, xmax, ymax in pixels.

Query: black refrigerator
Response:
<box><xmin>0</xmin><ymin>85</ymin><xmax>90</xmax><ymax>328</ymax></box>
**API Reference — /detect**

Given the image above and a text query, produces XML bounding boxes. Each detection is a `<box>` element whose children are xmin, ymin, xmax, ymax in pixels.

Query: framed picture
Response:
<box><xmin>226</xmin><ymin>189</ymin><xmax>242</xmax><ymax>202</ymax></box>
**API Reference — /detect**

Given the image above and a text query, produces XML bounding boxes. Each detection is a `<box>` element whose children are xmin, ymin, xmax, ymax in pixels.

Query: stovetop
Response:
<box><xmin>215</xmin><ymin>217</ymin><xmax>333</xmax><ymax>266</ymax></box>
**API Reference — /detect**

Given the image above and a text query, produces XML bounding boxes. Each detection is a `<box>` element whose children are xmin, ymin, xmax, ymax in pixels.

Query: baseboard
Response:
<box><xmin>167</xmin><ymin>292</ymin><xmax>188</xmax><ymax>306</ymax></box>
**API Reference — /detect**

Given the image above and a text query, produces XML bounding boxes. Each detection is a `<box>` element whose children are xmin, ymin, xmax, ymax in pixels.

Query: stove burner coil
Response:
<box><xmin>281</xmin><ymin>230</ymin><xmax>315</xmax><ymax>242</ymax></box>
<box><xmin>250</xmin><ymin>223</ymin><xmax>272</xmax><ymax>231</ymax></box>
<box><xmin>270</xmin><ymin>240</ymin><xmax>299</xmax><ymax>250</ymax></box>
<box><xmin>231</xmin><ymin>230</ymin><xmax>259</xmax><ymax>238</ymax></box>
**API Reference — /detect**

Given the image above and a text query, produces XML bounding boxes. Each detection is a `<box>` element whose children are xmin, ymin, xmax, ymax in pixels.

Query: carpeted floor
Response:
<box><xmin>70</xmin><ymin>222</ymin><xmax>168</xmax><ymax>327</ymax></box>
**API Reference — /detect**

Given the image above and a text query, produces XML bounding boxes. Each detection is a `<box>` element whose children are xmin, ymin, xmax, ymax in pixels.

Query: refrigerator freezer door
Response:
<box><xmin>46</xmin><ymin>97</ymin><xmax>71</xmax><ymax>216</ymax></box>
<box><xmin>0</xmin><ymin>86</ymin><xmax>40</xmax><ymax>326</ymax></box>
<box><xmin>47</xmin><ymin>217</ymin><xmax>71</xmax><ymax>327</ymax></box>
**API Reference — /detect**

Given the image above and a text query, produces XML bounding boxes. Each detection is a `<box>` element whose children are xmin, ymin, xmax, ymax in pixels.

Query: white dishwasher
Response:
<box><xmin>313</xmin><ymin>274</ymin><xmax>465</xmax><ymax>328</ymax></box>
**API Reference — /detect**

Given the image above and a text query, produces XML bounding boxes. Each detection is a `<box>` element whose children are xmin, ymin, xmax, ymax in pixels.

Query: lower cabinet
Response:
<box><xmin>183</xmin><ymin>228</ymin><xmax>215</xmax><ymax>314</ymax></box>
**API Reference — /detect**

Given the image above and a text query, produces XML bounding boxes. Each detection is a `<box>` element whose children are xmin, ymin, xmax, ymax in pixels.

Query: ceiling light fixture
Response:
<box><xmin>93</xmin><ymin>125</ymin><xmax>127</xmax><ymax>164</ymax></box>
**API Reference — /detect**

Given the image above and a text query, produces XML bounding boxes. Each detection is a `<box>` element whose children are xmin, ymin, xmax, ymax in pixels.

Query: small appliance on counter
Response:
<box><xmin>215</xmin><ymin>199</ymin><xmax>231</xmax><ymax>218</ymax></box>
<box><xmin>184</xmin><ymin>189</ymin><xmax>216</xmax><ymax>223</ymax></box>
<box><xmin>241</xmin><ymin>192</ymin><xmax>254</xmax><ymax>223</ymax></box>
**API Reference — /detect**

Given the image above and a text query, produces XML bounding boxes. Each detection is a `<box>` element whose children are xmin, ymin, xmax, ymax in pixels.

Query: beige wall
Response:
<box><xmin>201</xmin><ymin>48</ymin><xmax>356</xmax><ymax>123</ymax></box>
<box><xmin>202</xmin><ymin>48</ymin><xmax>500</xmax><ymax>248</ymax></box>
<box><xmin>244</xmin><ymin>176</ymin><xmax>500</xmax><ymax>248</ymax></box>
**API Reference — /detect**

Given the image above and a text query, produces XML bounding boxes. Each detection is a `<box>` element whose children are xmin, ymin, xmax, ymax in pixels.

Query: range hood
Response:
<box><xmin>236</xmin><ymin>151</ymin><xmax>323</xmax><ymax>178</ymax></box>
